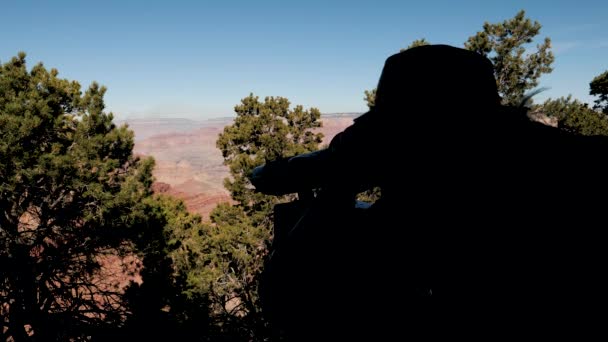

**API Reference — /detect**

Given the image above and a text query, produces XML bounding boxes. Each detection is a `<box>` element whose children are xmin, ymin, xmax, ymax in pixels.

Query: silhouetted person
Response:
<box><xmin>252</xmin><ymin>45</ymin><xmax>607</xmax><ymax>340</ymax></box>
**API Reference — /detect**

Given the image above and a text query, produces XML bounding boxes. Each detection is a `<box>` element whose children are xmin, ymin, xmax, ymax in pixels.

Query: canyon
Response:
<box><xmin>123</xmin><ymin>114</ymin><xmax>359</xmax><ymax>218</ymax></box>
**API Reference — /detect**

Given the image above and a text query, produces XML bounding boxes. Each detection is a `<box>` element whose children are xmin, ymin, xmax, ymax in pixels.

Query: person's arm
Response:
<box><xmin>250</xmin><ymin>113</ymin><xmax>382</xmax><ymax>196</ymax></box>
<box><xmin>249</xmin><ymin>149</ymin><xmax>331</xmax><ymax>196</ymax></box>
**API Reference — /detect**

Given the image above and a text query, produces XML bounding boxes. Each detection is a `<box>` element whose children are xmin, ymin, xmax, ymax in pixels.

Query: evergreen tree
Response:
<box><xmin>216</xmin><ymin>94</ymin><xmax>323</xmax><ymax>221</ymax></box>
<box><xmin>0</xmin><ymin>53</ymin><xmax>150</xmax><ymax>340</ymax></box>
<box><xmin>121</xmin><ymin>194</ymin><xmax>212</xmax><ymax>341</ymax></box>
<box><xmin>0</xmin><ymin>53</ymin><xmax>211</xmax><ymax>341</ymax></box>
<box><xmin>465</xmin><ymin>10</ymin><xmax>554</xmax><ymax>105</ymax></box>
<box><xmin>364</xmin><ymin>89</ymin><xmax>377</xmax><ymax>109</ymax></box>
<box><xmin>399</xmin><ymin>38</ymin><xmax>431</xmax><ymax>52</ymax></box>
<box><xmin>590</xmin><ymin>70</ymin><xmax>608</xmax><ymax>114</ymax></box>
<box><xmin>208</xmin><ymin>94</ymin><xmax>323</xmax><ymax>339</ymax></box>
<box><xmin>541</xmin><ymin>96</ymin><xmax>608</xmax><ymax>136</ymax></box>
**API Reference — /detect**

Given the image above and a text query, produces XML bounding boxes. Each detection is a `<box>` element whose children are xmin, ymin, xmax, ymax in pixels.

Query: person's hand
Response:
<box><xmin>249</xmin><ymin>158</ymin><xmax>290</xmax><ymax>195</ymax></box>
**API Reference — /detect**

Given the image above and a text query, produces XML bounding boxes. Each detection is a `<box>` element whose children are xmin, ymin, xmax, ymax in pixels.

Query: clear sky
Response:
<box><xmin>1</xmin><ymin>0</ymin><xmax>607</xmax><ymax>119</ymax></box>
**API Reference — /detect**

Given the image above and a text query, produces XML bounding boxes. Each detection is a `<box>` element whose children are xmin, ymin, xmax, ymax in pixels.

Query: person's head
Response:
<box><xmin>367</xmin><ymin>45</ymin><xmax>502</xmax><ymax>125</ymax></box>
<box><xmin>354</xmin><ymin>44</ymin><xmax>531</xmax><ymax>182</ymax></box>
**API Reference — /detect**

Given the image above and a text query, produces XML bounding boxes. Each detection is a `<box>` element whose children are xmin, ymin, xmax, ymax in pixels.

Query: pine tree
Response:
<box><xmin>399</xmin><ymin>38</ymin><xmax>431</xmax><ymax>52</ymax></box>
<box><xmin>590</xmin><ymin>70</ymin><xmax>608</xmax><ymax>114</ymax></box>
<box><xmin>216</xmin><ymin>94</ymin><xmax>323</xmax><ymax>221</ymax></box>
<box><xmin>541</xmin><ymin>96</ymin><xmax>608</xmax><ymax>136</ymax></box>
<box><xmin>207</xmin><ymin>94</ymin><xmax>323</xmax><ymax>339</ymax></box>
<box><xmin>0</xmin><ymin>53</ymin><xmax>212</xmax><ymax>341</ymax></box>
<box><xmin>465</xmin><ymin>10</ymin><xmax>554</xmax><ymax>105</ymax></box>
<box><xmin>0</xmin><ymin>53</ymin><xmax>153</xmax><ymax>340</ymax></box>
<box><xmin>121</xmin><ymin>194</ymin><xmax>212</xmax><ymax>341</ymax></box>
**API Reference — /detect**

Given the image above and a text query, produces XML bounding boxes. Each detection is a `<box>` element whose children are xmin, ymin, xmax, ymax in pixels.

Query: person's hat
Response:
<box><xmin>371</xmin><ymin>44</ymin><xmax>501</xmax><ymax>116</ymax></box>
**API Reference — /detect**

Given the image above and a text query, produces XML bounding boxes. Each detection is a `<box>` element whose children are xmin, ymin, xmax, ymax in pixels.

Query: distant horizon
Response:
<box><xmin>116</xmin><ymin>111</ymin><xmax>364</xmax><ymax>122</ymax></box>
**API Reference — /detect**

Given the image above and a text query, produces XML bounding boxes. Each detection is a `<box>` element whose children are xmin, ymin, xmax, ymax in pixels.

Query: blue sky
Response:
<box><xmin>1</xmin><ymin>0</ymin><xmax>607</xmax><ymax>119</ymax></box>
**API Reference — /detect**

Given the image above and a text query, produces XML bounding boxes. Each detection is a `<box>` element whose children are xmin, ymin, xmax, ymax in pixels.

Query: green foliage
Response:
<box><xmin>465</xmin><ymin>10</ymin><xmax>554</xmax><ymax>105</ymax></box>
<box><xmin>0</xmin><ymin>53</ymin><xmax>214</xmax><ymax>341</ymax></box>
<box><xmin>356</xmin><ymin>186</ymin><xmax>381</xmax><ymax>203</ymax></box>
<box><xmin>366</xmin><ymin>12</ymin><xmax>555</xmax><ymax>108</ymax></box>
<box><xmin>209</xmin><ymin>94</ymin><xmax>323</xmax><ymax>339</ymax></box>
<box><xmin>122</xmin><ymin>194</ymin><xmax>212</xmax><ymax>341</ymax></box>
<box><xmin>216</xmin><ymin>94</ymin><xmax>323</xmax><ymax>220</ymax></box>
<box><xmin>0</xmin><ymin>52</ymin><xmax>152</xmax><ymax>340</ymax></box>
<box><xmin>159</xmin><ymin>199</ymin><xmax>267</xmax><ymax>324</ymax></box>
<box><xmin>541</xmin><ymin>96</ymin><xmax>608</xmax><ymax>136</ymax></box>
<box><xmin>364</xmin><ymin>88</ymin><xmax>377</xmax><ymax>109</ymax></box>
<box><xmin>590</xmin><ymin>70</ymin><xmax>608</xmax><ymax>114</ymax></box>
<box><xmin>400</xmin><ymin>38</ymin><xmax>430</xmax><ymax>52</ymax></box>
